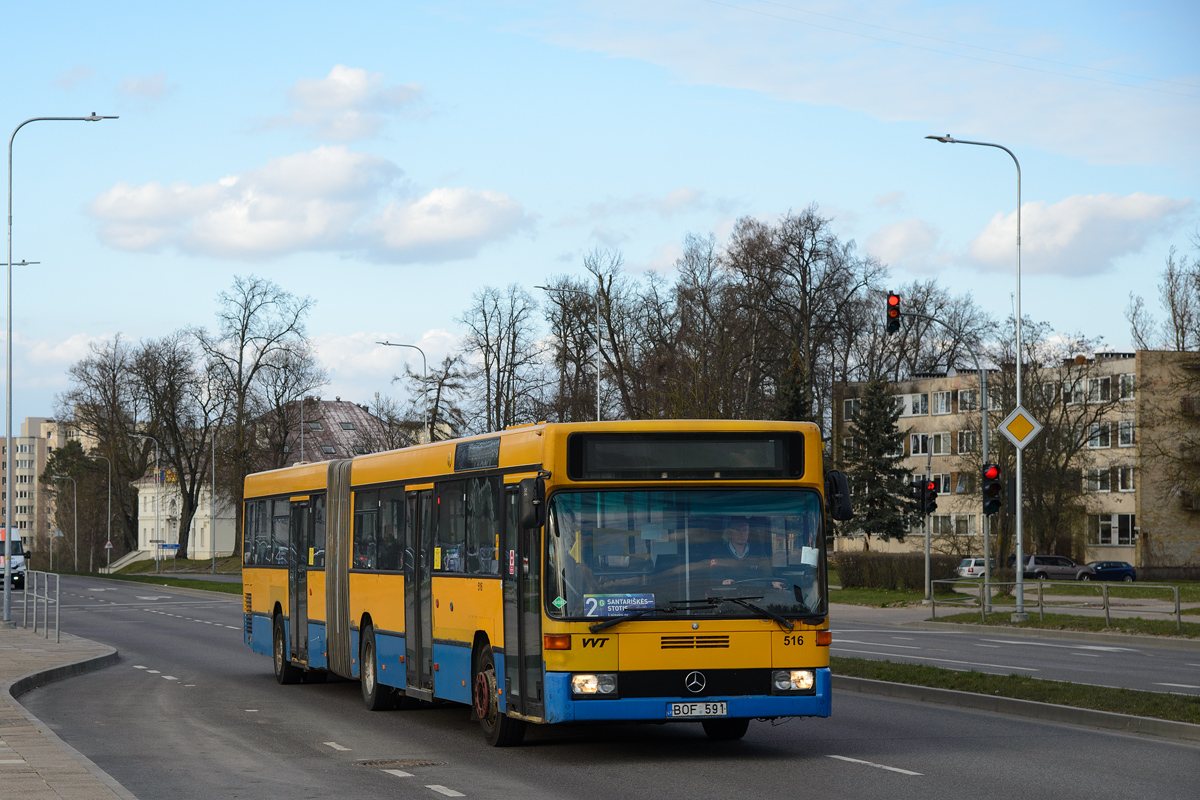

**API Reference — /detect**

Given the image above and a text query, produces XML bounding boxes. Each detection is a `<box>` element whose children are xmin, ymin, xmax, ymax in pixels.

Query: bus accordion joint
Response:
<box><xmin>544</xmin><ymin>634</ymin><xmax>571</xmax><ymax>650</ymax></box>
<box><xmin>816</xmin><ymin>631</ymin><xmax>832</xmax><ymax>646</ymax></box>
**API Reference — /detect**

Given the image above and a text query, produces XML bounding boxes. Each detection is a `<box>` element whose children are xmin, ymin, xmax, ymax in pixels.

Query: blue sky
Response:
<box><xmin>5</xmin><ymin>1</ymin><xmax>1198</xmax><ymax>425</ymax></box>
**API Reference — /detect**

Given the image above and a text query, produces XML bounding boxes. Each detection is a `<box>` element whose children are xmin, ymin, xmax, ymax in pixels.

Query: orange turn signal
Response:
<box><xmin>544</xmin><ymin>634</ymin><xmax>572</xmax><ymax>650</ymax></box>
<box><xmin>816</xmin><ymin>630</ymin><xmax>832</xmax><ymax>646</ymax></box>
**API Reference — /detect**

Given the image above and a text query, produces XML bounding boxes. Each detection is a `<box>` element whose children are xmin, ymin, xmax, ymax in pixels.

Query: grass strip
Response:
<box><xmin>932</xmin><ymin>610</ymin><xmax>1200</xmax><ymax>638</ymax></box>
<box><xmin>97</xmin><ymin>573</ymin><xmax>242</xmax><ymax>595</ymax></box>
<box><xmin>831</xmin><ymin>655</ymin><xmax>1200</xmax><ymax>725</ymax></box>
<box><xmin>830</xmin><ymin>586</ymin><xmax>962</xmax><ymax>607</ymax></box>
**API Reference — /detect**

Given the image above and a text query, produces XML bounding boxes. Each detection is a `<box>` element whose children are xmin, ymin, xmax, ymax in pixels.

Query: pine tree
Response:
<box><xmin>844</xmin><ymin>377</ymin><xmax>919</xmax><ymax>541</ymax></box>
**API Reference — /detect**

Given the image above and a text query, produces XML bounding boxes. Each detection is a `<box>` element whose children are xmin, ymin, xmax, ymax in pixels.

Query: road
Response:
<box><xmin>15</xmin><ymin>575</ymin><xmax>1200</xmax><ymax>800</ymax></box>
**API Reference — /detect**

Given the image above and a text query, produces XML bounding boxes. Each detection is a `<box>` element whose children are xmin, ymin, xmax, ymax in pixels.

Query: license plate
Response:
<box><xmin>667</xmin><ymin>701</ymin><xmax>727</xmax><ymax>718</ymax></box>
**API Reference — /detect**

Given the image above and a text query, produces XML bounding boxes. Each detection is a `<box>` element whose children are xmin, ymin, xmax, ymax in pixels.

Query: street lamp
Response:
<box><xmin>377</xmin><ymin>341</ymin><xmax>429</xmax><ymax>443</ymax></box>
<box><xmin>131</xmin><ymin>433</ymin><xmax>162</xmax><ymax>573</ymax></box>
<box><xmin>5</xmin><ymin>113</ymin><xmax>116</xmax><ymax>620</ymax></box>
<box><xmin>86</xmin><ymin>454</ymin><xmax>112</xmax><ymax>572</ymax></box>
<box><xmin>536</xmin><ymin>284</ymin><xmax>601</xmax><ymax>422</ymax></box>
<box><xmin>50</xmin><ymin>475</ymin><xmax>76</xmax><ymax>572</ymax></box>
<box><xmin>926</xmin><ymin>133</ymin><xmax>1027</xmax><ymax>618</ymax></box>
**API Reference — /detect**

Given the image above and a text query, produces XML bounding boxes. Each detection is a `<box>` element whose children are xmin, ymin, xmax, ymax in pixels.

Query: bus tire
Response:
<box><xmin>273</xmin><ymin>615</ymin><xmax>301</xmax><ymax>685</ymax></box>
<box><xmin>702</xmin><ymin>718</ymin><xmax>750</xmax><ymax>740</ymax></box>
<box><xmin>360</xmin><ymin>624</ymin><xmax>395</xmax><ymax>711</ymax></box>
<box><xmin>474</xmin><ymin>648</ymin><xmax>525</xmax><ymax>747</ymax></box>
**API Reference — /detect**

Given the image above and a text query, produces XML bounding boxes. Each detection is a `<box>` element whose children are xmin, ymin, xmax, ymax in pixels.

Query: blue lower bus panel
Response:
<box><xmin>543</xmin><ymin>667</ymin><xmax>831</xmax><ymax>723</ymax></box>
<box><xmin>246</xmin><ymin>613</ymin><xmax>273</xmax><ymax>658</ymax></box>
<box><xmin>432</xmin><ymin>642</ymin><xmax>473</xmax><ymax>705</ymax></box>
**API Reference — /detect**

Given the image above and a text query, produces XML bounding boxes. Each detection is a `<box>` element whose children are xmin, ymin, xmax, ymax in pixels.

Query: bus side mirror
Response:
<box><xmin>519</xmin><ymin>477</ymin><xmax>545</xmax><ymax>529</ymax></box>
<box><xmin>825</xmin><ymin>470</ymin><xmax>853</xmax><ymax>521</ymax></box>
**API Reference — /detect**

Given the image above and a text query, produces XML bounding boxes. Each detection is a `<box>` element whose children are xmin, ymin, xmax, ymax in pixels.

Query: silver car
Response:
<box><xmin>1022</xmin><ymin>554</ymin><xmax>1095</xmax><ymax>581</ymax></box>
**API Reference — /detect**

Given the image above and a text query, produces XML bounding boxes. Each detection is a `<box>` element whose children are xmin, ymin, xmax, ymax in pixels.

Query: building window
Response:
<box><xmin>340</xmin><ymin>421</ymin><xmax>356</xmax><ymax>431</ymax></box>
<box><xmin>844</xmin><ymin>398</ymin><xmax>861</xmax><ymax>419</ymax></box>
<box><xmin>958</xmin><ymin>389</ymin><xmax>978</xmax><ymax>412</ymax></box>
<box><xmin>958</xmin><ymin>430</ymin><xmax>977</xmax><ymax>454</ymax></box>
<box><xmin>354</xmin><ymin>445</ymin><xmax>367</xmax><ymax>454</ymax></box>
<box><xmin>1087</xmin><ymin>514</ymin><xmax>1113</xmax><ymax>545</ymax></box>
<box><xmin>321</xmin><ymin>445</ymin><xmax>335</xmax><ymax>455</ymax></box>
<box><xmin>904</xmin><ymin>394</ymin><xmax>929</xmax><ymax>416</ymax></box>
<box><xmin>1116</xmin><ymin>514</ymin><xmax>1135</xmax><ymax>545</ymax></box>
<box><xmin>1088</xmin><ymin>422</ymin><xmax>1111</xmax><ymax>449</ymax></box>
<box><xmin>1119</xmin><ymin>374</ymin><xmax>1135</xmax><ymax>401</ymax></box>
<box><xmin>911</xmin><ymin>433</ymin><xmax>928</xmax><ymax>455</ymax></box>
<box><xmin>931</xmin><ymin>473</ymin><xmax>950</xmax><ymax>493</ymax></box>
<box><xmin>1118</xmin><ymin>467</ymin><xmax>1135</xmax><ymax>492</ymax></box>
<box><xmin>1063</xmin><ymin>380</ymin><xmax>1084</xmax><ymax>405</ymax></box>
<box><xmin>1118</xmin><ymin>420</ymin><xmax>1135</xmax><ymax>447</ymax></box>
<box><xmin>1085</xmin><ymin>468</ymin><xmax>1111</xmax><ymax>493</ymax></box>
<box><xmin>307</xmin><ymin>421</ymin><xmax>324</xmax><ymax>431</ymax></box>
<box><xmin>932</xmin><ymin>391</ymin><xmax>952</xmax><ymax>415</ymax></box>
<box><xmin>955</xmin><ymin>472</ymin><xmax>977</xmax><ymax>494</ymax></box>
<box><xmin>931</xmin><ymin>432</ymin><xmax>951</xmax><ymax>455</ymax></box>
<box><xmin>1088</xmin><ymin>376</ymin><xmax>1111</xmax><ymax>403</ymax></box>
<box><xmin>955</xmin><ymin>514</ymin><xmax>976</xmax><ymax>537</ymax></box>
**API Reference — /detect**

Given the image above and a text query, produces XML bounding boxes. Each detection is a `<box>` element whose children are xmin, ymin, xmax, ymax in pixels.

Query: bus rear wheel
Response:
<box><xmin>474</xmin><ymin>648</ymin><xmax>525</xmax><ymax>747</ymax></box>
<box><xmin>702</xmin><ymin>718</ymin><xmax>750</xmax><ymax>740</ymax></box>
<box><xmin>273</xmin><ymin>615</ymin><xmax>301</xmax><ymax>685</ymax></box>
<box><xmin>360</xmin><ymin>624</ymin><xmax>396</xmax><ymax>710</ymax></box>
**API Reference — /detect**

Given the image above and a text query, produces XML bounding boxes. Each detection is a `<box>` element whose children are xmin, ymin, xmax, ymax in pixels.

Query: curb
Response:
<box><xmin>902</xmin><ymin>620</ymin><xmax>1200</xmax><ymax>651</ymax></box>
<box><xmin>834</xmin><ymin>675</ymin><xmax>1200</xmax><ymax>744</ymax></box>
<box><xmin>3</xmin><ymin>641</ymin><xmax>140</xmax><ymax>800</ymax></box>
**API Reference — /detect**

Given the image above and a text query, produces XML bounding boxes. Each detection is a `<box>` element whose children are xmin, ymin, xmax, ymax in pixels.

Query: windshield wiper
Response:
<box><xmin>588</xmin><ymin>606</ymin><xmax>674</xmax><ymax>633</ymax></box>
<box><xmin>715</xmin><ymin>595</ymin><xmax>794</xmax><ymax>631</ymax></box>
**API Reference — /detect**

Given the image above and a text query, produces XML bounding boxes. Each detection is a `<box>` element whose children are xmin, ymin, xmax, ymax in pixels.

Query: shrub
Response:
<box><xmin>834</xmin><ymin>552</ymin><xmax>959</xmax><ymax>591</ymax></box>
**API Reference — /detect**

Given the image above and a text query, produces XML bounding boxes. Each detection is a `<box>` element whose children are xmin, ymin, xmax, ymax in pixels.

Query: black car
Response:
<box><xmin>1085</xmin><ymin>561</ymin><xmax>1137</xmax><ymax>582</ymax></box>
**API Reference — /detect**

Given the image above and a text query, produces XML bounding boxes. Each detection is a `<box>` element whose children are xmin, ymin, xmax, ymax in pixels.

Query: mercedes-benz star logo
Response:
<box><xmin>684</xmin><ymin>671</ymin><xmax>706</xmax><ymax>693</ymax></box>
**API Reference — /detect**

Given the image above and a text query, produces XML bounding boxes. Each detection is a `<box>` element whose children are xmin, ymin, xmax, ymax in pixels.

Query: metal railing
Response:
<box><xmin>930</xmin><ymin>578</ymin><xmax>1183</xmax><ymax>632</ymax></box>
<box><xmin>22</xmin><ymin>570</ymin><xmax>60</xmax><ymax>642</ymax></box>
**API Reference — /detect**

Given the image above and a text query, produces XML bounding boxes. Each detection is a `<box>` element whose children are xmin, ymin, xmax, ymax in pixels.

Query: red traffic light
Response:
<box><xmin>887</xmin><ymin>294</ymin><xmax>900</xmax><ymax>308</ymax></box>
<box><xmin>886</xmin><ymin>292</ymin><xmax>901</xmax><ymax>333</ymax></box>
<box><xmin>983</xmin><ymin>464</ymin><xmax>1000</xmax><ymax>481</ymax></box>
<box><xmin>926</xmin><ymin>480</ymin><xmax>937</xmax><ymax>492</ymax></box>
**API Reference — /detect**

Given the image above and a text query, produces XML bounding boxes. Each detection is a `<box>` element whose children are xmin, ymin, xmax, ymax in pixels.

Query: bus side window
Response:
<box><xmin>354</xmin><ymin>490</ymin><xmax>380</xmax><ymax>570</ymax></box>
<box><xmin>311</xmin><ymin>495</ymin><xmax>326</xmax><ymax>569</ymax></box>
<box><xmin>378</xmin><ymin>486</ymin><xmax>404</xmax><ymax>571</ymax></box>
<box><xmin>466</xmin><ymin>476</ymin><xmax>500</xmax><ymax>576</ymax></box>
<box><xmin>437</xmin><ymin>480</ymin><xmax>466</xmax><ymax>573</ymax></box>
<box><xmin>271</xmin><ymin>499</ymin><xmax>290</xmax><ymax>565</ymax></box>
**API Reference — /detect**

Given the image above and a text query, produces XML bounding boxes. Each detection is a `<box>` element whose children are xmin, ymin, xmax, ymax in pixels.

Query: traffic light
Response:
<box><xmin>910</xmin><ymin>480</ymin><xmax>925</xmax><ymax>514</ymax></box>
<box><xmin>924</xmin><ymin>480</ymin><xmax>939</xmax><ymax>515</ymax></box>
<box><xmin>886</xmin><ymin>293</ymin><xmax>901</xmax><ymax>333</ymax></box>
<box><xmin>982</xmin><ymin>463</ymin><xmax>1003</xmax><ymax>515</ymax></box>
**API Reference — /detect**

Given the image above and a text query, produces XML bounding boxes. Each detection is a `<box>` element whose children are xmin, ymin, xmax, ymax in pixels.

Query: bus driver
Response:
<box><xmin>709</xmin><ymin>516</ymin><xmax>784</xmax><ymax>591</ymax></box>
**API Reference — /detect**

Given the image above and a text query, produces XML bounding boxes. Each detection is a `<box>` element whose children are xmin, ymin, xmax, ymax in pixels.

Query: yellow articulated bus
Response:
<box><xmin>242</xmin><ymin>420</ymin><xmax>852</xmax><ymax>746</ymax></box>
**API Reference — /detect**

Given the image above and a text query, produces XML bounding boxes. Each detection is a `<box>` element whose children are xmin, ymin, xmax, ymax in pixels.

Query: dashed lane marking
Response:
<box><xmin>982</xmin><ymin>639</ymin><xmax>1137</xmax><ymax>653</ymax></box>
<box><xmin>146</xmin><ymin>670</ymin><xmax>161</xmax><ymax>674</ymax></box>
<box><xmin>835</xmin><ymin>640</ymin><xmax>922</xmax><ymax>650</ymax></box>
<box><xmin>426</xmin><ymin>786</ymin><xmax>466</xmax><ymax>797</ymax></box>
<box><xmin>831</xmin><ymin>646</ymin><xmax>1038</xmax><ymax>672</ymax></box>
<box><xmin>975</xmin><ymin>644</ymin><xmax>1001</xmax><ymax>648</ymax></box>
<box><xmin>324</xmin><ymin>742</ymin><xmax>351</xmax><ymax>751</ymax></box>
<box><xmin>133</xmin><ymin>666</ymin><xmax>147</xmax><ymax>669</ymax></box>
<box><xmin>384</xmin><ymin>769</ymin><xmax>414</xmax><ymax>778</ymax></box>
<box><xmin>828</xmin><ymin>755</ymin><xmax>922</xmax><ymax>776</ymax></box>
<box><xmin>1071</xmin><ymin>653</ymin><xmax>1101</xmax><ymax>658</ymax></box>
<box><xmin>1156</xmin><ymin>683</ymin><xmax>1200</xmax><ymax>690</ymax></box>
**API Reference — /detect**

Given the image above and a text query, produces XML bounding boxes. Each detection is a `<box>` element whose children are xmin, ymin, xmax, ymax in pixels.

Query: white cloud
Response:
<box><xmin>89</xmin><ymin>146</ymin><xmax>532</xmax><ymax>263</ymax></box>
<box><xmin>968</xmin><ymin>192</ymin><xmax>1193</xmax><ymax>276</ymax></box>
<box><xmin>277</xmin><ymin>65</ymin><xmax>424</xmax><ymax>140</ymax></box>
<box><xmin>521</xmin><ymin>2</ymin><xmax>1199</xmax><ymax>167</ymax></box>
<box><xmin>120</xmin><ymin>73</ymin><xmax>173</xmax><ymax>99</ymax></box>
<box><xmin>313</xmin><ymin>329</ymin><xmax>462</xmax><ymax>405</ymax></box>
<box><xmin>865</xmin><ymin>217</ymin><xmax>943</xmax><ymax>271</ymax></box>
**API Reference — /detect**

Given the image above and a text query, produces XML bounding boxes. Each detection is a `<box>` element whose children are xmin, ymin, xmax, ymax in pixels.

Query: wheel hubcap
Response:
<box><xmin>475</xmin><ymin>667</ymin><xmax>497</xmax><ymax>725</ymax></box>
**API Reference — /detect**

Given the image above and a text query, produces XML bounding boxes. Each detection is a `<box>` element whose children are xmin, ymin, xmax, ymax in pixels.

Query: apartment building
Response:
<box><xmin>0</xmin><ymin>417</ymin><xmax>74</xmax><ymax>548</ymax></box>
<box><xmin>835</xmin><ymin>351</ymin><xmax>1199</xmax><ymax>571</ymax></box>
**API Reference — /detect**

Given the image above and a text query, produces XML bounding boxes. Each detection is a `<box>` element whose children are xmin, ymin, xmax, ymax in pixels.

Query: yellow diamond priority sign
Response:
<box><xmin>1000</xmin><ymin>406</ymin><xmax>1042</xmax><ymax>450</ymax></box>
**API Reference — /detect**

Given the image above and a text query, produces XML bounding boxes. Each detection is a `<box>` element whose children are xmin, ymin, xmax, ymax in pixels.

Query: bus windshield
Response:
<box><xmin>545</xmin><ymin>489</ymin><xmax>824</xmax><ymax>621</ymax></box>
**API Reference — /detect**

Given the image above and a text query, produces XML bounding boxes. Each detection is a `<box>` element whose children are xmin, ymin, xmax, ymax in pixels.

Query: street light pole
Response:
<box><xmin>536</xmin><ymin>284</ymin><xmax>602</xmax><ymax>421</ymax></box>
<box><xmin>4</xmin><ymin>112</ymin><xmax>116</xmax><ymax>622</ymax></box>
<box><xmin>50</xmin><ymin>475</ymin><xmax>76</xmax><ymax>571</ymax></box>
<box><xmin>377</xmin><ymin>341</ymin><xmax>428</xmax><ymax>443</ymax></box>
<box><xmin>926</xmin><ymin>134</ymin><xmax>1026</xmax><ymax>619</ymax></box>
<box><xmin>131</xmin><ymin>433</ymin><xmax>161</xmax><ymax>573</ymax></box>
<box><xmin>86</xmin><ymin>454</ymin><xmax>111</xmax><ymax>572</ymax></box>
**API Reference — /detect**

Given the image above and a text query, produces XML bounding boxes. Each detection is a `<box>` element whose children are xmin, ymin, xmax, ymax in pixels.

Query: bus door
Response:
<box><xmin>503</xmin><ymin>487</ymin><xmax>543</xmax><ymax>717</ymax></box>
<box><xmin>288</xmin><ymin>498</ymin><xmax>311</xmax><ymax>664</ymax></box>
<box><xmin>404</xmin><ymin>489</ymin><xmax>434</xmax><ymax>698</ymax></box>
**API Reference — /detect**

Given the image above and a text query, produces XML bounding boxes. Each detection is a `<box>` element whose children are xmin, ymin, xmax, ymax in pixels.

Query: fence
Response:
<box><xmin>930</xmin><ymin>578</ymin><xmax>1183</xmax><ymax>632</ymax></box>
<box><xmin>22</xmin><ymin>570</ymin><xmax>60</xmax><ymax>643</ymax></box>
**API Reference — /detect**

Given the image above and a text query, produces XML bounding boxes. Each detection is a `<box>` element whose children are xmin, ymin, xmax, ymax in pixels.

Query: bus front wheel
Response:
<box><xmin>474</xmin><ymin>648</ymin><xmax>525</xmax><ymax>747</ymax></box>
<box><xmin>273</xmin><ymin>615</ymin><xmax>301</xmax><ymax>685</ymax></box>
<box><xmin>702</xmin><ymin>718</ymin><xmax>750</xmax><ymax>740</ymax></box>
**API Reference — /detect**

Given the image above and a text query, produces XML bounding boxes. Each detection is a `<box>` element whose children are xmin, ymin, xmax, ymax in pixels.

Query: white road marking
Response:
<box><xmin>86</xmin><ymin>588</ymin><xmax>114</xmax><ymax>592</ymax></box>
<box><xmin>426</xmin><ymin>786</ymin><xmax>466</xmax><ymax>797</ymax></box>
<box><xmin>133</xmin><ymin>665</ymin><xmax>147</xmax><ymax>669</ymax></box>
<box><xmin>836</xmin><ymin>639</ymin><xmax>922</xmax><ymax>650</ymax></box>
<box><xmin>1155</xmin><ymin>683</ymin><xmax>1200</xmax><ymax>690</ymax></box>
<box><xmin>982</xmin><ymin>639</ymin><xmax>1136</xmax><ymax>653</ymax></box>
<box><xmin>831</xmin><ymin>646</ymin><xmax>1038</xmax><ymax>672</ymax></box>
<box><xmin>890</xmin><ymin>637</ymin><xmax>915</xmax><ymax>640</ymax></box>
<box><xmin>384</xmin><ymin>769</ymin><xmax>414</xmax><ymax>778</ymax></box>
<box><xmin>828</xmin><ymin>755</ymin><xmax>922</xmax><ymax>776</ymax></box>
<box><xmin>324</xmin><ymin>742</ymin><xmax>351</xmax><ymax>751</ymax></box>
<box><xmin>146</xmin><ymin>670</ymin><xmax>161</xmax><ymax>674</ymax></box>
<box><xmin>163</xmin><ymin>676</ymin><xmax>178</xmax><ymax>681</ymax></box>
<box><xmin>0</xmin><ymin>759</ymin><xmax>25</xmax><ymax>764</ymax></box>
<box><xmin>245</xmin><ymin>709</ymin><xmax>258</xmax><ymax>712</ymax></box>
<box><xmin>226</xmin><ymin>626</ymin><xmax>240</xmax><ymax>630</ymax></box>
<box><xmin>1071</xmin><ymin>653</ymin><xmax>1101</xmax><ymax>658</ymax></box>
<box><xmin>1187</xmin><ymin>664</ymin><xmax>1200</xmax><ymax>668</ymax></box>
<box><xmin>136</xmin><ymin>596</ymin><xmax>171</xmax><ymax>600</ymax></box>
<box><xmin>975</xmin><ymin>644</ymin><xmax>1001</xmax><ymax>648</ymax></box>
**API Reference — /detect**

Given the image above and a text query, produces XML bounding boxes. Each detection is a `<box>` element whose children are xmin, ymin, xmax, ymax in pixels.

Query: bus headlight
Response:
<box><xmin>571</xmin><ymin>673</ymin><xmax>618</xmax><ymax>697</ymax></box>
<box><xmin>772</xmin><ymin>669</ymin><xmax>815</xmax><ymax>692</ymax></box>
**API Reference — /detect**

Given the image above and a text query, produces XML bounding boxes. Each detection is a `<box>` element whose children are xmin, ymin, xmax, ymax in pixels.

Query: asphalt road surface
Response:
<box><xmin>16</xmin><ymin>575</ymin><xmax>1200</xmax><ymax>800</ymax></box>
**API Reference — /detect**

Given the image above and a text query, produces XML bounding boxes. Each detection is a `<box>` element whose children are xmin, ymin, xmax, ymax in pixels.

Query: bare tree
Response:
<box><xmin>354</xmin><ymin>393</ymin><xmax>419</xmax><ymax>453</ymax></box>
<box><xmin>251</xmin><ymin>342</ymin><xmax>328</xmax><ymax>469</ymax></box>
<box><xmin>459</xmin><ymin>285</ymin><xmax>544</xmax><ymax>432</ymax></box>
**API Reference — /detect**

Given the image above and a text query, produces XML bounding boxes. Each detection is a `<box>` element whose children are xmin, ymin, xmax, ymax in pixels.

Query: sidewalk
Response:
<box><xmin>0</xmin><ymin>621</ymin><xmax>135</xmax><ymax>800</ymax></box>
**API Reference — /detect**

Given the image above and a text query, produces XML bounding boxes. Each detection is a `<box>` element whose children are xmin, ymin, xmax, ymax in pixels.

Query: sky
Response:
<box><xmin>4</xmin><ymin>0</ymin><xmax>1198</xmax><ymax>427</ymax></box>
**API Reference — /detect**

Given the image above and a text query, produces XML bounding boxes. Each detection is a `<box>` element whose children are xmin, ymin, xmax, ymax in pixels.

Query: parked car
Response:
<box><xmin>1014</xmin><ymin>554</ymin><xmax>1096</xmax><ymax>581</ymax></box>
<box><xmin>1085</xmin><ymin>561</ymin><xmax>1137</xmax><ymax>582</ymax></box>
<box><xmin>956</xmin><ymin>558</ymin><xmax>995</xmax><ymax>578</ymax></box>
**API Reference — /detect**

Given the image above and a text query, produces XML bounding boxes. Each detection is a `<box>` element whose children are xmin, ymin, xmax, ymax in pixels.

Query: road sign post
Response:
<box><xmin>999</xmin><ymin>406</ymin><xmax>1042</xmax><ymax>621</ymax></box>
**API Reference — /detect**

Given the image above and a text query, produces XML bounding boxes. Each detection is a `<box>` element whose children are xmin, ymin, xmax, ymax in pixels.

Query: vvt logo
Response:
<box><xmin>582</xmin><ymin>637</ymin><xmax>609</xmax><ymax>648</ymax></box>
